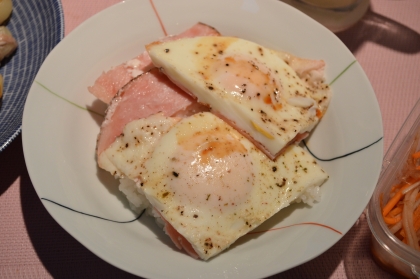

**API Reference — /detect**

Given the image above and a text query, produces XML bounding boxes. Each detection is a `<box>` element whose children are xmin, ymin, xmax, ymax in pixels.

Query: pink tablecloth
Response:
<box><xmin>1</xmin><ymin>0</ymin><xmax>419</xmax><ymax>278</ymax></box>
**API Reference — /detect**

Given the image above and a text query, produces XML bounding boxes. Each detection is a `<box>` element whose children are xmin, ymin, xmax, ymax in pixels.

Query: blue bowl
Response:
<box><xmin>0</xmin><ymin>0</ymin><xmax>64</xmax><ymax>151</ymax></box>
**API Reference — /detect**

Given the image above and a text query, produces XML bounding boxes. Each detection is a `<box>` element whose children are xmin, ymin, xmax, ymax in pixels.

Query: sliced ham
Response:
<box><xmin>88</xmin><ymin>51</ymin><xmax>152</xmax><ymax>105</ymax></box>
<box><xmin>96</xmin><ymin>68</ymin><xmax>200</xmax><ymax>159</ymax></box>
<box><xmin>162</xmin><ymin>215</ymin><xmax>199</xmax><ymax>259</ymax></box>
<box><xmin>275</xmin><ymin>51</ymin><xmax>327</xmax><ymax>87</ymax></box>
<box><xmin>88</xmin><ymin>22</ymin><xmax>221</xmax><ymax>104</ymax></box>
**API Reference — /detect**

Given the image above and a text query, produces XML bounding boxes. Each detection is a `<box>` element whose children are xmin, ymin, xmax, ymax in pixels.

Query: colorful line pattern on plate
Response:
<box><xmin>149</xmin><ymin>0</ymin><xmax>168</xmax><ymax>36</ymax></box>
<box><xmin>40</xmin><ymin>198</ymin><xmax>343</xmax><ymax>235</ymax></box>
<box><xmin>249</xmin><ymin>222</ymin><xmax>342</xmax><ymax>235</ymax></box>
<box><xmin>302</xmin><ymin>137</ymin><xmax>383</xmax><ymax>162</ymax></box>
<box><xmin>35</xmin><ymin>56</ymin><xmax>371</xmax><ymax>237</ymax></box>
<box><xmin>35</xmin><ymin>81</ymin><xmax>104</xmax><ymax>117</ymax></box>
<box><xmin>41</xmin><ymin>198</ymin><xmax>145</xmax><ymax>223</ymax></box>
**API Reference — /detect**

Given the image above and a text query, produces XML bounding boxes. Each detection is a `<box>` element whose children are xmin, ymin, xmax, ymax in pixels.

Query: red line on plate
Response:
<box><xmin>247</xmin><ymin>222</ymin><xmax>342</xmax><ymax>235</ymax></box>
<box><xmin>149</xmin><ymin>0</ymin><xmax>168</xmax><ymax>36</ymax></box>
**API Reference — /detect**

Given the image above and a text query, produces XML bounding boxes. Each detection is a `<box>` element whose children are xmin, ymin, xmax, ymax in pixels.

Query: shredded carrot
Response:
<box><xmin>382</xmin><ymin>147</ymin><xmax>420</xmax><ymax>249</ymax></box>
<box><xmin>413</xmin><ymin>205</ymin><xmax>420</xmax><ymax>231</ymax></box>
<box><xmin>391</xmin><ymin>185</ymin><xmax>398</xmax><ymax>192</ymax></box>
<box><xmin>412</xmin><ymin>151</ymin><xmax>420</xmax><ymax>159</ymax></box>
<box><xmin>382</xmin><ymin>185</ymin><xmax>409</xmax><ymax>217</ymax></box>
<box><xmin>391</xmin><ymin>183</ymin><xmax>404</xmax><ymax>194</ymax></box>
<box><xmin>388</xmin><ymin>206</ymin><xmax>403</xmax><ymax>217</ymax></box>
<box><xmin>414</xmin><ymin>218</ymin><xmax>420</xmax><ymax>232</ymax></box>
<box><xmin>316</xmin><ymin>109</ymin><xmax>323</xmax><ymax>119</ymax></box>
<box><xmin>384</xmin><ymin>215</ymin><xmax>402</xmax><ymax>225</ymax></box>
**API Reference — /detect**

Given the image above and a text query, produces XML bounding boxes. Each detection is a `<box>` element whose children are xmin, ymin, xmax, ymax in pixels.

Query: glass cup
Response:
<box><xmin>281</xmin><ymin>0</ymin><xmax>370</xmax><ymax>32</ymax></box>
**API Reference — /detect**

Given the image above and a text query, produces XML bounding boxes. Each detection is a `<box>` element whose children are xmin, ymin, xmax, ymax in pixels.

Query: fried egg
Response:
<box><xmin>98</xmin><ymin>112</ymin><xmax>179</xmax><ymax>179</ymax></box>
<box><xmin>132</xmin><ymin>112</ymin><xmax>328</xmax><ymax>260</ymax></box>
<box><xmin>146</xmin><ymin>36</ymin><xmax>331</xmax><ymax>160</ymax></box>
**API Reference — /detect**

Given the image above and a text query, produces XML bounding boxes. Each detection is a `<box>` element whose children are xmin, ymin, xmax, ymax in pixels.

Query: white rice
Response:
<box><xmin>118</xmin><ymin>177</ymin><xmax>149</xmax><ymax>214</ymax></box>
<box><xmin>118</xmin><ymin>177</ymin><xmax>165</xmax><ymax>228</ymax></box>
<box><xmin>294</xmin><ymin>185</ymin><xmax>322</xmax><ymax>206</ymax></box>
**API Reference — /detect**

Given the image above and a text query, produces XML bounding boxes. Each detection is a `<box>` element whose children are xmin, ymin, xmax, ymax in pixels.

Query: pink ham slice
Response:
<box><xmin>162</xmin><ymin>216</ymin><xmax>200</xmax><ymax>259</ymax></box>
<box><xmin>88</xmin><ymin>22</ymin><xmax>221</xmax><ymax>104</ymax></box>
<box><xmin>96</xmin><ymin>68</ymin><xmax>200</xmax><ymax>158</ymax></box>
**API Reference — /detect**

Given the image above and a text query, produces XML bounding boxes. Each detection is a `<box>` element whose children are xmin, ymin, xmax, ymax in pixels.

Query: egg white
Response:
<box><xmin>98</xmin><ymin>113</ymin><xmax>179</xmax><ymax>179</ymax></box>
<box><xmin>146</xmin><ymin>36</ymin><xmax>331</xmax><ymax>159</ymax></box>
<box><xmin>138</xmin><ymin>112</ymin><xmax>328</xmax><ymax>260</ymax></box>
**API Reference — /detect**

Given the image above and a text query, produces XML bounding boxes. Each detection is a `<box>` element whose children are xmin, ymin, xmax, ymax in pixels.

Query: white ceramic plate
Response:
<box><xmin>22</xmin><ymin>0</ymin><xmax>383</xmax><ymax>278</ymax></box>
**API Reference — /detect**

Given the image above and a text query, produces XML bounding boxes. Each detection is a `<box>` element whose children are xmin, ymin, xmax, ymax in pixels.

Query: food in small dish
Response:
<box><xmin>0</xmin><ymin>26</ymin><xmax>18</xmax><ymax>99</ymax></box>
<box><xmin>367</xmin><ymin>98</ymin><xmax>420</xmax><ymax>278</ymax></box>
<box><xmin>0</xmin><ymin>0</ymin><xmax>18</xmax><ymax>100</ymax></box>
<box><xmin>381</xmin><ymin>146</ymin><xmax>420</xmax><ymax>249</ymax></box>
<box><xmin>91</xmin><ymin>23</ymin><xmax>330</xmax><ymax>260</ymax></box>
<box><xmin>0</xmin><ymin>26</ymin><xmax>17</xmax><ymax>61</ymax></box>
<box><xmin>0</xmin><ymin>0</ymin><xmax>13</xmax><ymax>25</ymax></box>
<box><xmin>0</xmin><ymin>0</ymin><xmax>16</xmax><ymax>62</ymax></box>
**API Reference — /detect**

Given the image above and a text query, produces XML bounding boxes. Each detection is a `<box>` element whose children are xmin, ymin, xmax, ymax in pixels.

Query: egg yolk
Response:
<box><xmin>198</xmin><ymin>47</ymin><xmax>283</xmax><ymax>110</ymax></box>
<box><xmin>167</xmin><ymin>126</ymin><xmax>254</xmax><ymax>214</ymax></box>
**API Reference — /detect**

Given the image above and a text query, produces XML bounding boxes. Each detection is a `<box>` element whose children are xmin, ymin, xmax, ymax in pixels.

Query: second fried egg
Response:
<box><xmin>146</xmin><ymin>36</ymin><xmax>331</xmax><ymax>160</ymax></box>
<box><xmin>138</xmin><ymin>112</ymin><xmax>328</xmax><ymax>260</ymax></box>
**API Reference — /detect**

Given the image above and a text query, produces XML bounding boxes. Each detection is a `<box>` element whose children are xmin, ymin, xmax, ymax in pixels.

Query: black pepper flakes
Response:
<box><xmin>276</xmin><ymin>178</ymin><xmax>286</xmax><ymax>187</ymax></box>
<box><xmin>172</xmin><ymin>171</ymin><xmax>179</xmax><ymax>177</ymax></box>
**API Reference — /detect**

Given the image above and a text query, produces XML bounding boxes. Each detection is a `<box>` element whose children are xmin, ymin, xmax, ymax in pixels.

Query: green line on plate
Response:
<box><xmin>329</xmin><ymin>60</ymin><xmax>357</xmax><ymax>86</ymax></box>
<box><xmin>35</xmin><ymin>81</ymin><xmax>104</xmax><ymax>117</ymax></box>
